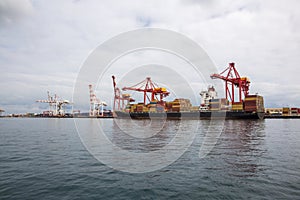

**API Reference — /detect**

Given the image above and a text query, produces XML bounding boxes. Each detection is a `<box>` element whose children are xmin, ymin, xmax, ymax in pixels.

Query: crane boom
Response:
<box><xmin>122</xmin><ymin>77</ymin><xmax>169</xmax><ymax>105</ymax></box>
<box><xmin>36</xmin><ymin>91</ymin><xmax>71</xmax><ymax>116</ymax></box>
<box><xmin>210</xmin><ymin>63</ymin><xmax>250</xmax><ymax>103</ymax></box>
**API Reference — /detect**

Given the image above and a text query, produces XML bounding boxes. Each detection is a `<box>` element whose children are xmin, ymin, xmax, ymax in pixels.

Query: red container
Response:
<box><xmin>291</xmin><ymin>108</ymin><xmax>298</xmax><ymax>114</ymax></box>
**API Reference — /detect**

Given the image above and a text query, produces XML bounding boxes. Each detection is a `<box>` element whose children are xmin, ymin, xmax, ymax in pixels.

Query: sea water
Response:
<box><xmin>0</xmin><ymin>118</ymin><xmax>299</xmax><ymax>199</ymax></box>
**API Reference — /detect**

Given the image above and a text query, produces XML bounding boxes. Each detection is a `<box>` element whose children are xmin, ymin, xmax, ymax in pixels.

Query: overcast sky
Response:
<box><xmin>1</xmin><ymin>0</ymin><xmax>300</xmax><ymax>114</ymax></box>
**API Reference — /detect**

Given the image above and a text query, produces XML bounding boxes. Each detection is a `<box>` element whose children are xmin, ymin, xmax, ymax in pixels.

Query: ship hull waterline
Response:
<box><xmin>114</xmin><ymin>111</ymin><xmax>265</xmax><ymax>120</ymax></box>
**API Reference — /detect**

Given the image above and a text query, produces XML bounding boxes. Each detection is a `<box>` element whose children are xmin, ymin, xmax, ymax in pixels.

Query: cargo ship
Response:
<box><xmin>114</xmin><ymin>91</ymin><xmax>265</xmax><ymax>120</ymax></box>
<box><xmin>112</xmin><ymin>63</ymin><xmax>265</xmax><ymax>120</ymax></box>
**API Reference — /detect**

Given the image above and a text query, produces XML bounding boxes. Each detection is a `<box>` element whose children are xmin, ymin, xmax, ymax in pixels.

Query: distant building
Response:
<box><xmin>265</xmin><ymin>108</ymin><xmax>283</xmax><ymax>115</ymax></box>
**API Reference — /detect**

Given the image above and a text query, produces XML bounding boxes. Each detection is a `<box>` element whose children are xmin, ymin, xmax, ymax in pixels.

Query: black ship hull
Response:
<box><xmin>114</xmin><ymin>111</ymin><xmax>264</xmax><ymax>120</ymax></box>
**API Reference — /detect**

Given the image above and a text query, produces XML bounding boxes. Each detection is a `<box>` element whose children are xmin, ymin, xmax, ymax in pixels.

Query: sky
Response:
<box><xmin>1</xmin><ymin>0</ymin><xmax>300</xmax><ymax>114</ymax></box>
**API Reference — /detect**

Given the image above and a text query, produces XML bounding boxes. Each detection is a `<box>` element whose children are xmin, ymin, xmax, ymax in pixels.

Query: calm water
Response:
<box><xmin>0</xmin><ymin>118</ymin><xmax>299</xmax><ymax>199</ymax></box>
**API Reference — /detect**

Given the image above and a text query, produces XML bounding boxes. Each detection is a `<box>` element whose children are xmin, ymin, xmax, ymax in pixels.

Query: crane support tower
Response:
<box><xmin>122</xmin><ymin>77</ymin><xmax>170</xmax><ymax>105</ymax></box>
<box><xmin>36</xmin><ymin>91</ymin><xmax>70</xmax><ymax>117</ymax></box>
<box><xmin>210</xmin><ymin>63</ymin><xmax>250</xmax><ymax>103</ymax></box>
<box><xmin>112</xmin><ymin>76</ymin><xmax>134</xmax><ymax>111</ymax></box>
<box><xmin>89</xmin><ymin>84</ymin><xmax>107</xmax><ymax>117</ymax></box>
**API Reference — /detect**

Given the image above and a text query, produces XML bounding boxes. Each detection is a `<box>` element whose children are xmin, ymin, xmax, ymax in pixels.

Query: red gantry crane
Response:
<box><xmin>210</xmin><ymin>63</ymin><xmax>250</xmax><ymax>103</ymax></box>
<box><xmin>122</xmin><ymin>77</ymin><xmax>170</xmax><ymax>105</ymax></box>
<box><xmin>112</xmin><ymin>76</ymin><xmax>135</xmax><ymax>111</ymax></box>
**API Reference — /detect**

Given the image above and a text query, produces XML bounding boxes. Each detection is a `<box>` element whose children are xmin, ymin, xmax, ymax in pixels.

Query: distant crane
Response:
<box><xmin>0</xmin><ymin>108</ymin><xmax>4</xmax><ymax>116</ymax></box>
<box><xmin>112</xmin><ymin>76</ymin><xmax>135</xmax><ymax>111</ymax></box>
<box><xmin>36</xmin><ymin>91</ymin><xmax>70</xmax><ymax>116</ymax></box>
<box><xmin>122</xmin><ymin>77</ymin><xmax>170</xmax><ymax>105</ymax></box>
<box><xmin>89</xmin><ymin>84</ymin><xmax>107</xmax><ymax>117</ymax></box>
<box><xmin>210</xmin><ymin>62</ymin><xmax>250</xmax><ymax>103</ymax></box>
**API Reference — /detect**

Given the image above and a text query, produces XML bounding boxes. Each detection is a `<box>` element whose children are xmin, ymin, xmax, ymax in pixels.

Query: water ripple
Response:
<box><xmin>0</xmin><ymin>118</ymin><xmax>299</xmax><ymax>199</ymax></box>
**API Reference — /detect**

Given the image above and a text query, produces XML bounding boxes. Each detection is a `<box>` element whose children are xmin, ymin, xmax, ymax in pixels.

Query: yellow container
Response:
<box><xmin>232</xmin><ymin>103</ymin><xmax>243</xmax><ymax>110</ymax></box>
<box><xmin>245</xmin><ymin>97</ymin><xmax>257</xmax><ymax>101</ymax></box>
<box><xmin>149</xmin><ymin>108</ymin><xmax>156</xmax><ymax>112</ymax></box>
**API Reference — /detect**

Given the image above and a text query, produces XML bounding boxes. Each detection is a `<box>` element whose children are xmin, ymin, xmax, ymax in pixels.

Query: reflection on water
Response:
<box><xmin>76</xmin><ymin>118</ymin><xmax>200</xmax><ymax>173</ymax></box>
<box><xmin>1</xmin><ymin>118</ymin><xmax>300</xmax><ymax>199</ymax></box>
<box><xmin>83</xmin><ymin>119</ymin><xmax>267</xmax><ymax>177</ymax></box>
<box><xmin>80</xmin><ymin>119</ymin><xmax>267</xmax><ymax>176</ymax></box>
<box><xmin>109</xmin><ymin>119</ymin><xmax>200</xmax><ymax>153</ymax></box>
<box><xmin>110</xmin><ymin>119</ymin><xmax>176</xmax><ymax>152</ymax></box>
<box><xmin>211</xmin><ymin>120</ymin><xmax>267</xmax><ymax>177</ymax></box>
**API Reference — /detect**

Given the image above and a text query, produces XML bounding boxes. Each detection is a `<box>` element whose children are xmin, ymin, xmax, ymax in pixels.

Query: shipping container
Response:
<box><xmin>244</xmin><ymin>95</ymin><xmax>264</xmax><ymax>112</ymax></box>
<box><xmin>232</xmin><ymin>102</ymin><xmax>243</xmax><ymax>111</ymax></box>
<box><xmin>282</xmin><ymin>107</ymin><xmax>290</xmax><ymax>115</ymax></box>
<box><xmin>291</xmin><ymin>108</ymin><xmax>298</xmax><ymax>115</ymax></box>
<box><xmin>149</xmin><ymin>107</ymin><xmax>156</xmax><ymax>112</ymax></box>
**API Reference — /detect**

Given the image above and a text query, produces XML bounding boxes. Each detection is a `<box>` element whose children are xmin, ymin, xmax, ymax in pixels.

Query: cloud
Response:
<box><xmin>0</xmin><ymin>0</ymin><xmax>33</xmax><ymax>25</ymax></box>
<box><xmin>1</xmin><ymin>0</ymin><xmax>300</xmax><ymax>114</ymax></box>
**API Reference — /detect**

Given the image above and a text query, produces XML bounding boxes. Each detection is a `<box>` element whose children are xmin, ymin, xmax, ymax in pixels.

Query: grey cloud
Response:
<box><xmin>0</xmin><ymin>0</ymin><xmax>33</xmax><ymax>25</ymax></box>
<box><xmin>1</xmin><ymin>0</ymin><xmax>300</xmax><ymax>114</ymax></box>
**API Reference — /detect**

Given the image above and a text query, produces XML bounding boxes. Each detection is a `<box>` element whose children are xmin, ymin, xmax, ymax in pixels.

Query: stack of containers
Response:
<box><xmin>156</xmin><ymin>104</ymin><xmax>165</xmax><ymax>112</ymax></box>
<box><xmin>135</xmin><ymin>103</ymin><xmax>149</xmax><ymax>112</ymax></box>
<box><xmin>209</xmin><ymin>99</ymin><xmax>221</xmax><ymax>111</ymax></box>
<box><xmin>165</xmin><ymin>102</ymin><xmax>173</xmax><ymax>112</ymax></box>
<box><xmin>143</xmin><ymin>106</ymin><xmax>149</xmax><ymax>112</ymax></box>
<box><xmin>130</xmin><ymin>104</ymin><xmax>137</xmax><ymax>112</ymax></box>
<box><xmin>291</xmin><ymin>108</ymin><xmax>298</xmax><ymax>115</ymax></box>
<box><xmin>220</xmin><ymin>98</ymin><xmax>229</xmax><ymax>110</ymax></box>
<box><xmin>282</xmin><ymin>107</ymin><xmax>290</xmax><ymax>116</ymax></box>
<box><xmin>125</xmin><ymin>105</ymin><xmax>131</xmax><ymax>112</ymax></box>
<box><xmin>136</xmin><ymin>104</ymin><xmax>144</xmax><ymax>112</ymax></box>
<box><xmin>182</xmin><ymin>99</ymin><xmax>192</xmax><ymax>111</ymax></box>
<box><xmin>148</xmin><ymin>101</ymin><xmax>157</xmax><ymax>112</ymax></box>
<box><xmin>244</xmin><ymin>95</ymin><xmax>264</xmax><ymax>112</ymax></box>
<box><xmin>171</xmin><ymin>99</ymin><xmax>180</xmax><ymax>112</ymax></box>
<box><xmin>171</xmin><ymin>98</ymin><xmax>192</xmax><ymax>112</ymax></box>
<box><xmin>232</xmin><ymin>102</ymin><xmax>244</xmax><ymax>111</ymax></box>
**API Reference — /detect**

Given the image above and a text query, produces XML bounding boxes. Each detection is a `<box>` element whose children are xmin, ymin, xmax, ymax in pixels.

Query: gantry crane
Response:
<box><xmin>122</xmin><ymin>77</ymin><xmax>170</xmax><ymax>105</ymax></box>
<box><xmin>36</xmin><ymin>91</ymin><xmax>70</xmax><ymax>116</ymax></box>
<box><xmin>210</xmin><ymin>63</ymin><xmax>250</xmax><ymax>103</ymax></box>
<box><xmin>112</xmin><ymin>76</ymin><xmax>135</xmax><ymax>111</ymax></box>
<box><xmin>89</xmin><ymin>84</ymin><xmax>107</xmax><ymax>117</ymax></box>
<box><xmin>0</xmin><ymin>108</ymin><xmax>4</xmax><ymax>116</ymax></box>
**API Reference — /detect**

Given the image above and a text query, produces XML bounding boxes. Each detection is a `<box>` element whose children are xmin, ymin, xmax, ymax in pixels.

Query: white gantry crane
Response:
<box><xmin>36</xmin><ymin>91</ymin><xmax>71</xmax><ymax>117</ymax></box>
<box><xmin>89</xmin><ymin>84</ymin><xmax>107</xmax><ymax>117</ymax></box>
<box><xmin>0</xmin><ymin>108</ymin><xmax>4</xmax><ymax>116</ymax></box>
